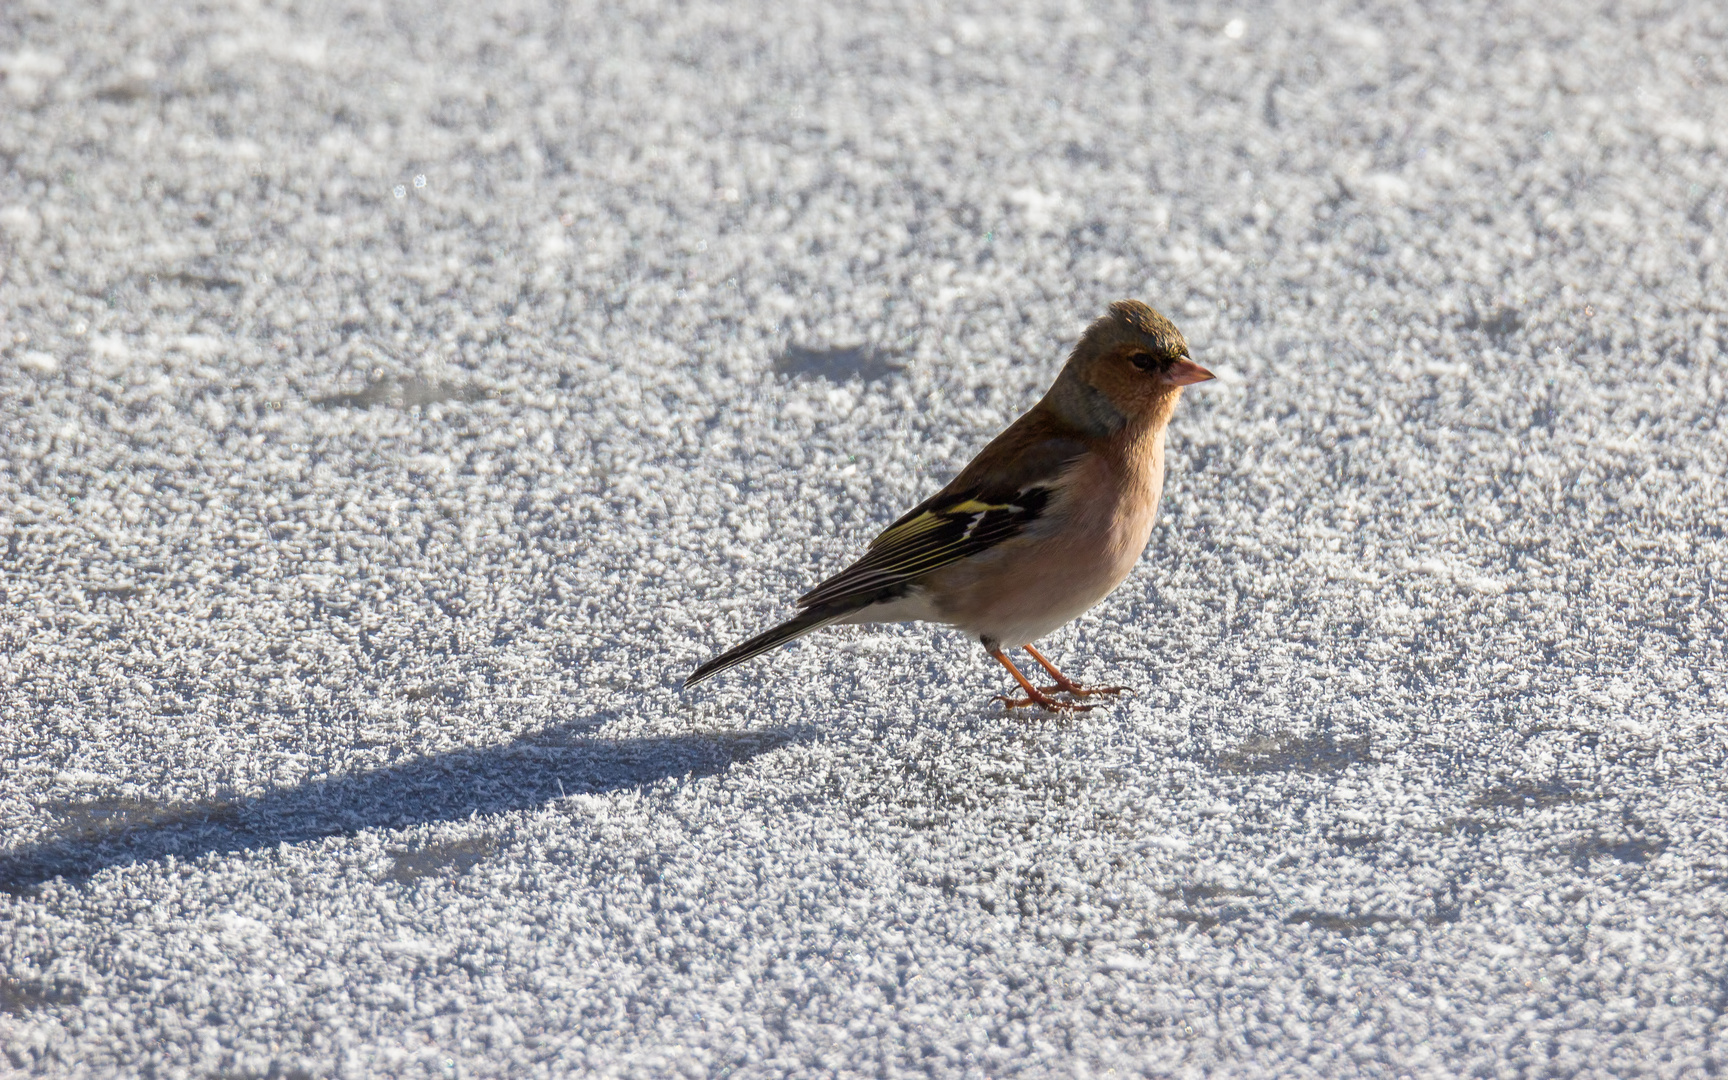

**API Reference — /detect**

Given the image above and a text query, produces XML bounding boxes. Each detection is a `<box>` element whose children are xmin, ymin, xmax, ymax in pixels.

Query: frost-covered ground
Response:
<box><xmin>3</xmin><ymin>0</ymin><xmax>1727</xmax><ymax>1076</ymax></box>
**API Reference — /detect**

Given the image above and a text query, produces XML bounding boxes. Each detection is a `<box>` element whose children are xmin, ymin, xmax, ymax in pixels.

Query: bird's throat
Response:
<box><xmin>1045</xmin><ymin>371</ymin><xmax>1128</xmax><ymax>438</ymax></box>
<box><xmin>1110</xmin><ymin>387</ymin><xmax>1181</xmax><ymax>476</ymax></box>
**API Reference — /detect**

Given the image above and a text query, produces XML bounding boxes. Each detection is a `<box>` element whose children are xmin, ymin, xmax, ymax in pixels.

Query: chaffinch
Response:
<box><xmin>687</xmin><ymin>300</ymin><xmax>1214</xmax><ymax>712</ymax></box>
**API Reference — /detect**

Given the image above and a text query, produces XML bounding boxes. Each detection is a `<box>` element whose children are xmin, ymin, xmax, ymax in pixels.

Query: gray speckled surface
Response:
<box><xmin>3</xmin><ymin>0</ymin><xmax>1727</xmax><ymax>1076</ymax></box>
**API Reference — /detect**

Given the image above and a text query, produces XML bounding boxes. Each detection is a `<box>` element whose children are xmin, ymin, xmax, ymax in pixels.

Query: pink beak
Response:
<box><xmin>1163</xmin><ymin>357</ymin><xmax>1215</xmax><ymax>387</ymax></box>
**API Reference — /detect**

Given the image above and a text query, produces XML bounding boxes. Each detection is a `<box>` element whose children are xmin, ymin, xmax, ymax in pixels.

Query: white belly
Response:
<box><xmin>837</xmin><ymin>591</ymin><xmax>942</xmax><ymax>627</ymax></box>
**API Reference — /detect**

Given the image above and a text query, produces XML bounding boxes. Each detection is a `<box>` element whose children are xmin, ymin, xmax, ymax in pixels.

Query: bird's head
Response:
<box><xmin>1045</xmin><ymin>300</ymin><xmax>1213</xmax><ymax>436</ymax></box>
<box><xmin>1080</xmin><ymin>299</ymin><xmax>1212</xmax><ymax>390</ymax></box>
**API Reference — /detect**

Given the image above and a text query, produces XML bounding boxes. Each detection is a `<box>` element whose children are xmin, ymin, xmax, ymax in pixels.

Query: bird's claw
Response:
<box><xmin>1037</xmin><ymin>683</ymin><xmax>1130</xmax><ymax>699</ymax></box>
<box><xmin>993</xmin><ymin>692</ymin><xmax>1097</xmax><ymax>714</ymax></box>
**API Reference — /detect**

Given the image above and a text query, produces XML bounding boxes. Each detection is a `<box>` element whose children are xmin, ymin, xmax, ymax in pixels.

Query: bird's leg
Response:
<box><xmin>987</xmin><ymin>645</ymin><xmax>1094</xmax><ymax>714</ymax></box>
<box><xmin>1023</xmin><ymin>644</ymin><xmax>1129</xmax><ymax>698</ymax></box>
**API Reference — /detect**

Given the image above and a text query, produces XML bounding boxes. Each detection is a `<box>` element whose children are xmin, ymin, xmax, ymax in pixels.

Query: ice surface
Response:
<box><xmin>2</xmin><ymin>0</ymin><xmax>1726</xmax><ymax>1076</ymax></box>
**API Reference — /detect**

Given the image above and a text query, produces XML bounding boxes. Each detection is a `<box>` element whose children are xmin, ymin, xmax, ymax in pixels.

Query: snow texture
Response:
<box><xmin>2</xmin><ymin>0</ymin><xmax>1727</xmax><ymax>1076</ymax></box>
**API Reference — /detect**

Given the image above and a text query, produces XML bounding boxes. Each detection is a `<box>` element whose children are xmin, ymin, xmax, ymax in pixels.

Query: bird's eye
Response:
<box><xmin>1129</xmin><ymin>352</ymin><xmax>1162</xmax><ymax>371</ymax></box>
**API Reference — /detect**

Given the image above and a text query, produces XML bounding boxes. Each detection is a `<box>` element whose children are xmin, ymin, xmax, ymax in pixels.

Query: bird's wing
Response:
<box><xmin>795</xmin><ymin>428</ymin><xmax>1088</xmax><ymax>610</ymax></box>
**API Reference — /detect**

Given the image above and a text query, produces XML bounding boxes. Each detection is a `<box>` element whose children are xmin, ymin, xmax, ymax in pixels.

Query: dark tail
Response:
<box><xmin>685</xmin><ymin>604</ymin><xmax>857</xmax><ymax>688</ymax></box>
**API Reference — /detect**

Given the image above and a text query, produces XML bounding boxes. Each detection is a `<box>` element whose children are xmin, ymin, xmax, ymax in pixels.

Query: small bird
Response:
<box><xmin>687</xmin><ymin>300</ymin><xmax>1214</xmax><ymax>712</ymax></box>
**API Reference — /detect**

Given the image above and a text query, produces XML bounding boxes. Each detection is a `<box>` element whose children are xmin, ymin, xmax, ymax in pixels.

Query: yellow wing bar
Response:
<box><xmin>798</xmin><ymin>489</ymin><xmax>1050</xmax><ymax>609</ymax></box>
<box><xmin>867</xmin><ymin>499</ymin><xmax>1022</xmax><ymax>550</ymax></box>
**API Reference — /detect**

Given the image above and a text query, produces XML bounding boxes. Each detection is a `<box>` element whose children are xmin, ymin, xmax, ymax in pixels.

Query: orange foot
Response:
<box><xmin>987</xmin><ymin>646</ymin><xmax>1098</xmax><ymax>714</ymax></box>
<box><xmin>1024</xmin><ymin>644</ymin><xmax>1131</xmax><ymax>700</ymax></box>
<box><xmin>993</xmin><ymin>689</ymin><xmax>1098</xmax><ymax>714</ymax></box>
<box><xmin>1037</xmin><ymin>682</ymin><xmax>1129</xmax><ymax>698</ymax></box>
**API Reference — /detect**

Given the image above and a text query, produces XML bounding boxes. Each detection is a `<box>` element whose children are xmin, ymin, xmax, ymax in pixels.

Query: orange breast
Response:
<box><xmin>925</xmin><ymin>431</ymin><xmax>1166</xmax><ymax>646</ymax></box>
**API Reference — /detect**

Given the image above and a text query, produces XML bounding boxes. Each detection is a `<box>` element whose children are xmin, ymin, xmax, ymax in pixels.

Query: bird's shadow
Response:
<box><xmin>0</xmin><ymin>720</ymin><xmax>815</xmax><ymax>895</ymax></box>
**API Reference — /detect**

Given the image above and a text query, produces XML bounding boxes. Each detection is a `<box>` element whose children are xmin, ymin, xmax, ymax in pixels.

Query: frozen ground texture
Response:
<box><xmin>2</xmin><ymin>0</ymin><xmax>1726</xmax><ymax>1076</ymax></box>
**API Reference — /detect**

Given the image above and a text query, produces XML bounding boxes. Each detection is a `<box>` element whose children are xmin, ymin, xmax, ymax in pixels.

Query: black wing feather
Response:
<box><xmin>795</xmin><ymin>486</ymin><xmax>1053</xmax><ymax>609</ymax></box>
